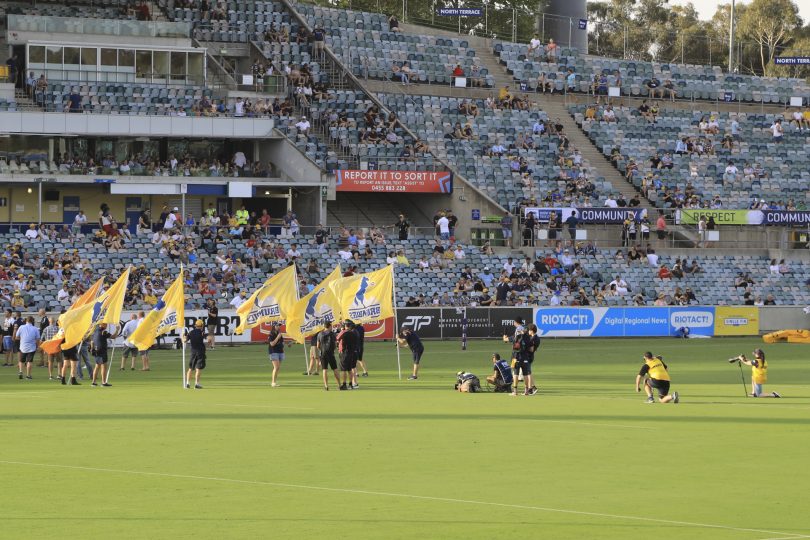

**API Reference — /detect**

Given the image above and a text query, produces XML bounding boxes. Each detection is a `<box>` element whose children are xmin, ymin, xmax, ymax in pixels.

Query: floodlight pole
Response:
<box><xmin>728</xmin><ymin>0</ymin><xmax>735</xmax><ymax>73</ymax></box>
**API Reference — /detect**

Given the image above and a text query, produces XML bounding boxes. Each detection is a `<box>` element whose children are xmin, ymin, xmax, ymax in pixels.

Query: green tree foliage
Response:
<box><xmin>737</xmin><ymin>0</ymin><xmax>802</xmax><ymax>75</ymax></box>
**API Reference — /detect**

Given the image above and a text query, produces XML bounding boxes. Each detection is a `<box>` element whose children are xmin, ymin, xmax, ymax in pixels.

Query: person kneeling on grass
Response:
<box><xmin>184</xmin><ymin>319</ymin><xmax>207</xmax><ymax>389</ymax></box>
<box><xmin>455</xmin><ymin>371</ymin><xmax>481</xmax><ymax>393</ymax></box>
<box><xmin>636</xmin><ymin>352</ymin><xmax>679</xmax><ymax>403</ymax></box>
<box><xmin>486</xmin><ymin>353</ymin><xmax>513</xmax><ymax>392</ymax></box>
<box><xmin>734</xmin><ymin>349</ymin><xmax>780</xmax><ymax>398</ymax></box>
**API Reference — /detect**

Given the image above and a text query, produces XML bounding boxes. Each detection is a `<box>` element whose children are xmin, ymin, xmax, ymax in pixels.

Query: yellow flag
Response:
<box><xmin>61</xmin><ymin>267</ymin><xmax>131</xmax><ymax>350</ymax></box>
<box><xmin>285</xmin><ymin>265</ymin><xmax>342</xmax><ymax>344</ymax></box>
<box><xmin>333</xmin><ymin>265</ymin><xmax>395</xmax><ymax>325</ymax></box>
<box><xmin>42</xmin><ymin>277</ymin><xmax>106</xmax><ymax>354</ymax></box>
<box><xmin>128</xmin><ymin>269</ymin><xmax>185</xmax><ymax>351</ymax></box>
<box><xmin>235</xmin><ymin>265</ymin><xmax>299</xmax><ymax>334</ymax></box>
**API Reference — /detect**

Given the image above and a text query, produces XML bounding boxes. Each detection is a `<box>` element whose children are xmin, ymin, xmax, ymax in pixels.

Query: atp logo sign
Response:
<box><xmin>402</xmin><ymin>315</ymin><xmax>433</xmax><ymax>332</ymax></box>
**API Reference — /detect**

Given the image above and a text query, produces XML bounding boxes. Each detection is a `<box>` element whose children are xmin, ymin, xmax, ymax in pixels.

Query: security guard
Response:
<box><xmin>235</xmin><ymin>205</ymin><xmax>249</xmax><ymax>227</ymax></box>
<box><xmin>636</xmin><ymin>352</ymin><xmax>679</xmax><ymax>403</ymax></box>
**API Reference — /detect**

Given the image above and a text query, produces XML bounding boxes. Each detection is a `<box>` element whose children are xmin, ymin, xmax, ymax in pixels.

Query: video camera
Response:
<box><xmin>727</xmin><ymin>355</ymin><xmax>744</xmax><ymax>364</ymax></box>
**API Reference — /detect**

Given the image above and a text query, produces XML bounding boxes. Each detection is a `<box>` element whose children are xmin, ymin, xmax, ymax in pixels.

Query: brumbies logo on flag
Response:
<box><xmin>299</xmin><ymin>288</ymin><xmax>334</xmax><ymax>334</ymax></box>
<box><xmin>154</xmin><ymin>299</ymin><xmax>180</xmax><ymax>334</ymax></box>
<box><xmin>246</xmin><ymin>293</ymin><xmax>281</xmax><ymax>325</ymax></box>
<box><xmin>347</xmin><ymin>276</ymin><xmax>382</xmax><ymax>320</ymax></box>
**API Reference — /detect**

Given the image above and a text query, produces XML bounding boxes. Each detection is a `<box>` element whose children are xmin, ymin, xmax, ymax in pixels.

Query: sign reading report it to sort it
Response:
<box><xmin>336</xmin><ymin>170</ymin><xmax>453</xmax><ymax>193</ymax></box>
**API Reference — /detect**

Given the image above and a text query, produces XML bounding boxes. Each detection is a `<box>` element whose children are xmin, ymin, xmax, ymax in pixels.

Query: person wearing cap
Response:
<box><xmin>733</xmin><ymin>349</ymin><xmax>781</xmax><ymax>398</ymax></box>
<box><xmin>24</xmin><ymin>223</ymin><xmax>39</xmax><ymax>240</ymax></box>
<box><xmin>15</xmin><ymin>316</ymin><xmax>40</xmax><ymax>380</ymax></box>
<box><xmin>397</xmin><ymin>325</ymin><xmax>424</xmax><ymax>381</ymax></box>
<box><xmin>636</xmin><ymin>352</ymin><xmax>679</xmax><ymax>403</ymax></box>
<box><xmin>206</xmin><ymin>299</ymin><xmax>218</xmax><ymax>350</ymax></box>
<box><xmin>2</xmin><ymin>309</ymin><xmax>15</xmax><ymax>366</ymax></box>
<box><xmin>10</xmin><ymin>290</ymin><xmax>25</xmax><ymax>309</ymax></box>
<box><xmin>337</xmin><ymin>320</ymin><xmax>359</xmax><ymax>389</ymax></box>
<box><xmin>295</xmin><ymin>116</ymin><xmax>311</xmax><ymax>134</ymax></box>
<box><xmin>316</xmin><ymin>320</ymin><xmax>340</xmax><ymax>391</ymax></box>
<box><xmin>183</xmin><ymin>320</ymin><xmax>207</xmax><ymax>389</ymax></box>
<box><xmin>90</xmin><ymin>322</ymin><xmax>116</xmax><ymax>387</ymax></box>
<box><xmin>267</xmin><ymin>322</ymin><xmax>285</xmax><ymax>388</ymax></box>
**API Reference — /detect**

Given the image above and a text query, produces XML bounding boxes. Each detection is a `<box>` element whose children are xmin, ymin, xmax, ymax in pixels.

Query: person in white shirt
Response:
<box><xmin>453</xmin><ymin>245</ymin><xmax>465</xmax><ymax>259</ymax></box>
<box><xmin>72</xmin><ymin>210</ymin><xmax>88</xmax><ymax>235</ymax></box>
<box><xmin>503</xmin><ymin>257</ymin><xmax>515</xmax><ymax>275</ymax></box>
<box><xmin>286</xmin><ymin>244</ymin><xmax>301</xmax><ymax>259</ymax></box>
<box><xmin>295</xmin><ymin>116</ymin><xmax>311</xmax><ymax>134</ymax></box>
<box><xmin>56</xmin><ymin>285</ymin><xmax>71</xmax><ymax>302</ymax></box>
<box><xmin>234</xmin><ymin>97</ymin><xmax>245</xmax><ymax>117</ymax></box>
<box><xmin>164</xmin><ymin>208</ymin><xmax>179</xmax><ymax>230</ymax></box>
<box><xmin>604</xmin><ymin>195</ymin><xmax>618</xmax><ymax>208</ymax></box>
<box><xmin>527</xmin><ymin>33</ymin><xmax>542</xmax><ymax>58</ymax></box>
<box><xmin>338</xmin><ymin>248</ymin><xmax>353</xmax><ymax>261</ymax></box>
<box><xmin>437</xmin><ymin>214</ymin><xmax>450</xmax><ymax>240</ymax></box>
<box><xmin>386</xmin><ymin>252</ymin><xmax>397</xmax><ymax>265</ymax></box>
<box><xmin>230</xmin><ymin>290</ymin><xmax>247</xmax><ymax>309</ymax></box>
<box><xmin>608</xmin><ymin>276</ymin><xmax>629</xmax><ymax>296</ymax></box>
<box><xmin>770</xmin><ymin>119</ymin><xmax>783</xmax><ymax>142</ymax></box>
<box><xmin>120</xmin><ymin>313</ymin><xmax>141</xmax><ymax>371</ymax></box>
<box><xmin>723</xmin><ymin>162</ymin><xmax>738</xmax><ymax>181</ymax></box>
<box><xmin>24</xmin><ymin>223</ymin><xmax>39</xmax><ymax>240</ymax></box>
<box><xmin>418</xmin><ymin>257</ymin><xmax>429</xmax><ymax>269</ymax></box>
<box><xmin>549</xmin><ymin>290</ymin><xmax>561</xmax><ymax>306</ymax></box>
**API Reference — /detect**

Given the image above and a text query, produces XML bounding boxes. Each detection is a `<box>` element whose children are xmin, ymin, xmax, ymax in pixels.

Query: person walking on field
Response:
<box><xmin>267</xmin><ymin>322</ymin><xmax>285</xmax><ymax>387</ymax></box>
<box><xmin>184</xmin><ymin>320</ymin><xmax>207</xmax><ymax>389</ymax></box>
<box><xmin>732</xmin><ymin>349</ymin><xmax>780</xmax><ymax>398</ymax></box>
<box><xmin>120</xmin><ymin>313</ymin><xmax>140</xmax><ymax>371</ymax></box>
<box><xmin>337</xmin><ymin>320</ymin><xmax>358</xmax><ymax>390</ymax></box>
<box><xmin>304</xmin><ymin>333</ymin><xmax>319</xmax><ymax>376</ymax></box>
<box><xmin>636</xmin><ymin>352</ymin><xmax>679</xmax><ymax>403</ymax></box>
<box><xmin>316</xmin><ymin>320</ymin><xmax>340</xmax><ymax>391</ymax></box>
<box><xmin>398</xmin><ymin>326</ymin><xmax>424</xmax><ymax>380</ymax></box>
<box><xmin>90</xmin><ymin>323</ymin><xmax>115</xmax><ymax>387</ymax></box>
<box><xmin>16</xmin><ymin>316</ymin><xmax>40</xmax><ymax>380</ymax></box>
<box><xmin>354</xmin><ymin>323</ymin><xmax>368</xmax><ymax>377</ymax></box>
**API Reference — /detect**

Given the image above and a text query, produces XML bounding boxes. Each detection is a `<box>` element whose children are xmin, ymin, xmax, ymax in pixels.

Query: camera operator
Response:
<box><xmin>485</xmin><ymin>353</ymin><xmax>513</xmax><ymax>392</ymax></box>
<box><xmin>731</xmin><ymin>349</ymin><xmax>781</xmax><ymax>398</ymax></box>
<box><xmin>636</xmin><ymin>352</ymin><xmax>679</xmax><ymax>403</ymax></box>
<box><xmin>455</xmin><ymin>371</ymin><xmax>481</xmax><ymax>393</ymax></box>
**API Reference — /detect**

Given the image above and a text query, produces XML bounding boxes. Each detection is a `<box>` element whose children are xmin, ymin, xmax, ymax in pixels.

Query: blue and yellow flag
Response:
<box><xmin>42</xmin><ymin>277</ymin><xmax>105</xmax><ymax>354</ymax></box>
<box><xmin>235</xmin><ymin>265</ymin><xmax>299</xmax><ymax>334</ymax></box>
<box><xmin>61</xmin><ymin>267</ymin><xmax>131</xmax><ymax>350</ymax></box>
<box><xmin>128</xmin><ymin>269</ymin><xmax>185</xmax><ymax>351</ymax></box>
<box><xmin>332</xmin><ymin>265</ymin><xmax>395</xmax><ymax>325</ymax></box>
<box><xmin>285</xmin><ymin>265</ymin><xmax>342</xmax><ymax>344</ymax></box>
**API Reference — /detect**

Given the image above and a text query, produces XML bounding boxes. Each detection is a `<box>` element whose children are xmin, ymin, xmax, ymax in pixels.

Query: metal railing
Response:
<box><xmin>8</xmin><ymin>14</ymin><xmax>192</xmax><ymax>38</ymax></box>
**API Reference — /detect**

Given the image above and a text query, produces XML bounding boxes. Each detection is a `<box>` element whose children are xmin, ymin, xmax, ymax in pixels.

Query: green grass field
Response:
<box><xmin>2</xmin><ymin>337</ymin><xmax>810</xmax><ymax>539</ymax></box>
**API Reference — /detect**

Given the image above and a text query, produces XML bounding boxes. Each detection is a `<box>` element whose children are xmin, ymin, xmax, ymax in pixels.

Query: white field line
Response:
<box><xmin>0</xmin><ymin>460</ymin><xmax>807</xmax><ymax>539</ymax></box>
<box><xmin>165</xmin><ymin>401</ymin><xmax>315</xmax><ymax>411</ymax></box>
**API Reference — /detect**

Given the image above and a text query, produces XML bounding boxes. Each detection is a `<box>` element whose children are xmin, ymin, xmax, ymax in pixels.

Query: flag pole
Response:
<box><xmin>293</xmin><ymin>262</ymin><xmax>309</xmax><ymax>373</ymax></box>
<box><xmin>391</xmin><ymin>264</ymin><xmax>401</xmax><ymax>380</ymax></box>
<box><xmin>103</xmin><ymin>322</ymin><xmax>119</xmax><ymax>385</ymax></box>
<box><xmin>182</xmin><ymin>327</ymin><xmax>188</xmax><ymax>389</ymax></box>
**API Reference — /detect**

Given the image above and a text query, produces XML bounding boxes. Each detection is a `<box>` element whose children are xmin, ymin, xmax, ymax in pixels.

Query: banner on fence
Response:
<box><xmin>714</xmin><ymin>306</ymin><xmax>760</xmax><ymax>336</ymax></box>
<box><xmin>522</xmin><ymin>207</ymin><xmax>647</xmax><ymax>224</ymax></box>
<box><xmin>336</xmin><ymin>170</ymin><xmax>453</xmax><ymax>193</ymax></box>
<box><xmin>679</xmin><ymin>209</ymin><xmax>810</xmax><ymax>226</ymax></box>
<box><xmin>533</xmin><ymin>307</ymin><xmax>718</xmax><ymax>337</ymax></box>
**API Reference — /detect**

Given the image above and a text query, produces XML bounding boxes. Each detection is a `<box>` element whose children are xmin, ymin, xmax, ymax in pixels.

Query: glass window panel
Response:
<box><xmin>187</xmin><ymin>52</ymin><xmax>204</xmax><ymax>85</ymax></box>
<box><xmin>64</xmin><ymin>47</ymin><xmax>80</xmax><ymax>65</ymax></box>
<box><xmin>136</xmin><ymin>50</ymin><xmax>152</xmax><ymax>77</ymax></box>
<box><xmin>100</xmin><ymin>48</ymin><xmax>117</xmax><ymax>66</ymax></box>
<box><xmin>118</xmin><ymin>49</ymin><xmax>134</xmax><ymax>68</ymax></box>
<box><xmin>153</xmin><ymin>51</ymin><xmax>169</xmax><ymax>78</ymax></box>
<box><xmin>81</xmin><ymin>48</ymin><xmax>97</xmax><ymax>67</ymax></box>
<box><xmin>170</xmin><ymin>52</ymin><xmax>186</xmax><ymax>80</ymax></box>
<box><xmin>46</xmin><ymin>46</ymin><xmax>63</xmax><ymax>64</ymax></box>
<box><xmin>29</xmin><ymin>46</ymin><xmax>45</xmax><ymax>64</ymax></box>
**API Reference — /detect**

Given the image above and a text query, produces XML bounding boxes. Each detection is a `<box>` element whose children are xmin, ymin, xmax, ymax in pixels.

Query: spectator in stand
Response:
<box><xmin>24</xmin><ymin>224</ymin><xmax>39</xmax><ymax>240</ymax></box>
<box><xmin>388</xmin><ymin>14</ymin><xmax>401</xmax><ymax>32</ymax></box>
<box><xmin>656</xmin><ymin>212</ymin><xmax>667</xmax><ymax>242</ymax></box>
<box><xmin>527</xmin><ymin>33</ymin><xmax>543</xmax><ymax>58</ymax></box>
<box><xmin>770</xmin><ymin>118</ymin><xmax>783</xmax><ymax>143</ymax></box>
<box><xmin>545</xmin><ymin>38</ymin><xmax>558</xmax><ymax>60</ymax></box>
<box><xmin>469</xmin><ymin>62</ymin><xmax>483</xmax><ymax>87</ymax></box>
<box><xmin>658</xmin><ymin>264</ymin><xmax>672</xmax><ymax>279</ymax></box>
<box><xmin>662</xmin><ymin>79</ymin><xmax>676</xmax><ymax>101</ymax></box>
<box><xmin>294</xmin><ymin>116</ymin><xmax>311</xmax><ymax>135</ymax></box>
<box><xmin>646</xmin><ymin>76</ymin><xmax>661</xmax><ymax>98</ymax></box>
<box><xmin>452</xmin><ymin>64</ymin><xmax>464</xmax><ymax>78</ymax></box>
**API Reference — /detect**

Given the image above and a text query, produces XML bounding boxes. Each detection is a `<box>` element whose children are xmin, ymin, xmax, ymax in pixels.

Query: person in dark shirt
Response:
<box><xmin>184</xmin><ymin>319</ymin><xmax>207</xmax><ymax>389</ymax></box>
<box><xmin>354</xmin><ymin>323</ymin><xmax>367</xmax><ymax>377</ymax></box>
<box><xmin>90</xmin><ymin>323</ymin><xmax>116</xmax><ymax>387</ymax></box>
<box><xmin>267</xmin><ymin>323</ymin><xmax>285</xmax><ymax>388</ymax></box>
<box><xmin>336</xmin><ymin>320</ymin><xmax>358</xmax><ymax>390</ymax></box>
<box><xmin>395</xmin><ymin>214</ymin><xmax>410</xmax><ymax>241</ymax></box>
<box><xmin>206</xmin><ymin>299</ymin><xmax>218</xmax><ymax>349</ymax></box>
<box><xmin>315</xmin><ymin>225</ymin><xmax>328</xmax><ymax>249</ymax></box>
<box><xmin>316</xmin><ymin>320</ymin><xmax>339</xmax><ymax>390</ymax></box>
<box><xmin>398</xmin><ymin>326</ymin><xmax>424</xmax><ymax>380</ymax></box>
<box><xmin>565</xmin><ymin>210</ymin><xmax>579</xmax><ymax>240</ymax></box>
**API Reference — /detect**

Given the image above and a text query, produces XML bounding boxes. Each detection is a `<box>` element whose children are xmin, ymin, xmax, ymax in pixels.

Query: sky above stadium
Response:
<box><xmin>668</xmin><ymin>0</ymin><xmax>810</xmax><ymax>24</ymax></box>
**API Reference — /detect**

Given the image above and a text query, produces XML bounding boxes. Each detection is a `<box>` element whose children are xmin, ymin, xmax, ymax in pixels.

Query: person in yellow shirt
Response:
<box><xmin>636</xmin><ymin>351</ymin><xmax>679</xmax><ymax>403</ymax></box>
<box><xmin>733</xmin><ymin>348</ymin><xmax>780</xmax><ymax>398</ymax></box>
<box><xmin>235</xmin><ymin>205</ymin><xmax>249</xmax><ymax>226</ymax></box>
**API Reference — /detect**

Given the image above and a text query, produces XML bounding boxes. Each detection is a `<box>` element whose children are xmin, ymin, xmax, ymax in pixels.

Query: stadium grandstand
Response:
<box><xmin>0</xmin><ymin>0</ymin><xmax>808</xmax><ymax>317</ymax></box>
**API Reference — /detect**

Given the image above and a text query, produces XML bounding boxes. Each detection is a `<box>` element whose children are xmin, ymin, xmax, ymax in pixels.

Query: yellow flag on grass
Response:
<box><xmin>285</xmin><ymin>265</ymin><xmax>342</xmax><ymax>344</ymax></box>
<box><xmin>61</xmin><ymin>267</ymin><xmax>131</xmax><ymax>350</ymax></box>
<box><xmin>234</xmin><ymin>264</ymin><xmax>299</xmax><ymax>335</ymax></box>
<box><xmin>332</xmin><ymin>265</ymin><xmax>395</xmax><ymax>325</ymax></box>
<box><xmin>128</xmin><ymin>268</ymin><xmax>185</xmax><ymax>351</ymax></box>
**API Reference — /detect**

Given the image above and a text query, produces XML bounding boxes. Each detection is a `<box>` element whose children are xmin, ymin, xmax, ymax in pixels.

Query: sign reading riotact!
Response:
<box><xmin>336</xmin><ymin>170</ymin><xmax>453</xmax><ymax>193</ymax></box>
